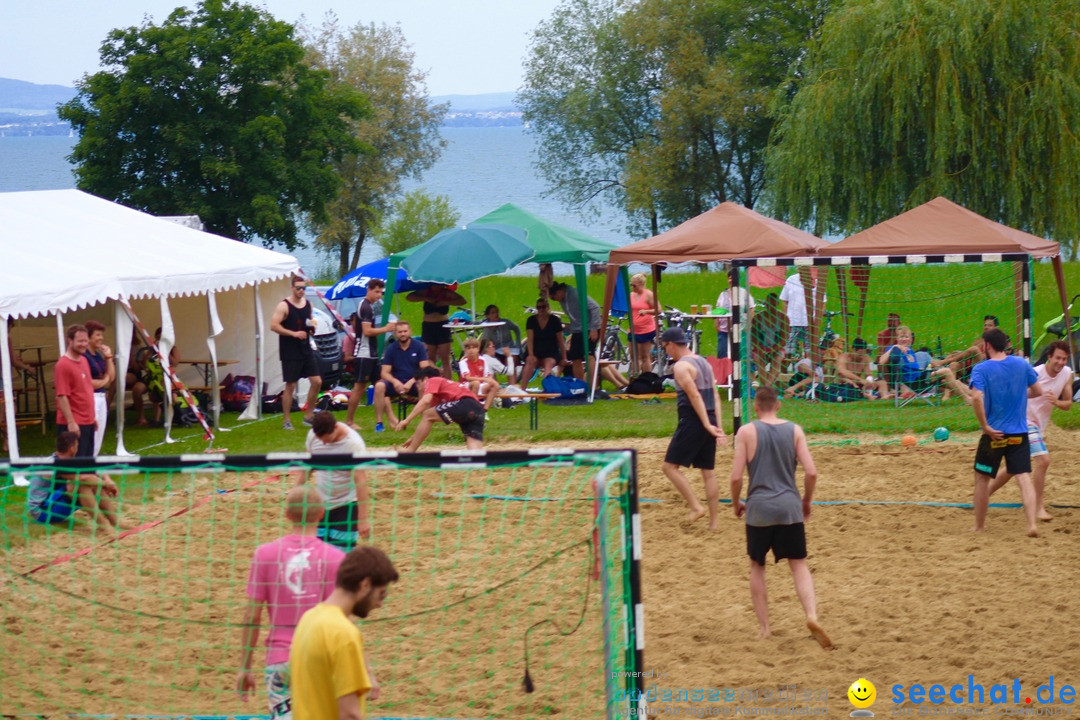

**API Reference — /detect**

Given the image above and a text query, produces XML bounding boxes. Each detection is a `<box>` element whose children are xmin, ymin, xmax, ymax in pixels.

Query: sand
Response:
<box><xmin>2</xmin><ymin>427</ymin><xmax>1079</xmax><ymax>717</ymax></box>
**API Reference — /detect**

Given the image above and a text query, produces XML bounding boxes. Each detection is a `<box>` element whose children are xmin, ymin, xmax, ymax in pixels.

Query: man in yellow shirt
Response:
<box><xmin>290</xmin><ymin>546</ymin><xmax>399</xmax><ymax>720</ymax></box>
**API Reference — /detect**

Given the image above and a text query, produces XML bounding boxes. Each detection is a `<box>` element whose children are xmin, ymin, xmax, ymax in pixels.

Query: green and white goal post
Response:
<box><xmin>0</xmin><ymin>448</ymin><xmax>644</xmax><ymax>720</ymax></box>
<box><xmin>728</xmin><ymin>253</ymin><xmax>1032</xmax><ymax>435</ymax></box>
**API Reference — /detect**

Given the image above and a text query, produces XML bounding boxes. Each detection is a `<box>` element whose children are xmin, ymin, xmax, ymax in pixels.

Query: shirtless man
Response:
<box><xmin>988</xmin><ymin>340</ymin><xmax>1072</xmax><ymax>521</ymax></box>
<box><xmin>835</xmin><ymin>338</ymin><xmax>879</xmax><ymax>399</ymax></box>
<box><xmin>930</xmin><ymin>315</ymin><xmax>999</xmax><ymax>379</ymax></box>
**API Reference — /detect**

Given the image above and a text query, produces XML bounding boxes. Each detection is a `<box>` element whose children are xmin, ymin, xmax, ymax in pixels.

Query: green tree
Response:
<box><xmin>766</xmin><ymin>0</ymin><xmax>1080</xmax><ymax>252</ymax></box>
<box><xmin>621</xmin><ymin>0</ymin><xmax>828</xmax><ymax>221</ymax></box>
<box><xmin>302</xmin><ymin>16</ymin><xmax>447</xmax><ymax>276</ymax></box>
<box><xmin>520</xmin><ymin>0</ymin><xmax>661</xmax><ymax>236</ymax></box>
<box><xmin>375</xmin><ymin>189</ymin><xmax>459</xmax><ymax>257</ymax></box>
<box><xmin>57</xmin><ymin>0</ymin><xmax>366</xmax><ymax>248</ymax></box>
<box><xmin>521</xmin><ymin>0</ymin><xmax>827</xmax><ymax>235</ymax></box>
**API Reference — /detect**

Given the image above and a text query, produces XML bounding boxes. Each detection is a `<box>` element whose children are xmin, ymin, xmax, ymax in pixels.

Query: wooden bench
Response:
<box><xmin>496</xmin><ymin>392</ymin><xmax>561</xmax><ymax>430</ymax></box>
<box><xmin>607</xmin><ymin>392</ymin><xmax>678</xmax><ymax>401</ymax></box>
<box><xmin>0</xmin><ymin>417</ymin><xmax>47</xmax><ymax>433</ymax></box>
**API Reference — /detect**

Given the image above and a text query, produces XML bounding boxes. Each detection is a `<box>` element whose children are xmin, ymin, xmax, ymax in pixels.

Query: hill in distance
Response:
<box><xmin>0</xmin><ymin>78</ymin><xmax>521</xmax><ymax>134</ymax></box>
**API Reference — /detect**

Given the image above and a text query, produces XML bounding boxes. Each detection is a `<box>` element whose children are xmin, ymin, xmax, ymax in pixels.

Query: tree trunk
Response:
<box><xmin>349</xmin><ymin>228</ymin><xmax>368</xmax><ymax>271</ymax></box>
<box><xmin>338</xmin><ymin>240</ymin><xmax>350</xmax><ymax>279</ymax></box>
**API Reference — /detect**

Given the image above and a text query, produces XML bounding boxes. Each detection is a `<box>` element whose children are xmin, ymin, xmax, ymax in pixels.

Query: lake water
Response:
<box><xmin>0</xmin><ymin>128</ymin><xmax>634</xmax><ymax>278</ymax></box>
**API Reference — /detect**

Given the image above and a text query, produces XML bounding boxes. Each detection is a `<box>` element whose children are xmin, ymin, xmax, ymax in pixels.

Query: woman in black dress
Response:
<box><xmin>518</xmin><ymin>298</ymin><xmax>567</xmax><ymax>387</ymax></box>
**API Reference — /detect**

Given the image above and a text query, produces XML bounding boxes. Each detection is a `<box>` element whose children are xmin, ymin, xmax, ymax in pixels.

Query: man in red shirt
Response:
<box><xmin>55</xmin><ymin>324</ymin><xmax>96</xmax><ymax>457</ymax></box>
<box><xmin>394</xmin><ymin>367</ymin><xmax>485</xmax><ymax>451</ymax></box>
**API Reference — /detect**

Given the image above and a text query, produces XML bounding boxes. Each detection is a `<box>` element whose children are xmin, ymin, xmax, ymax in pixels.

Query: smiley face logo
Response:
<box><xmin>848</xmin><ymin>678</ymin><xmax>876</xmax><ymax>710</ymax></box>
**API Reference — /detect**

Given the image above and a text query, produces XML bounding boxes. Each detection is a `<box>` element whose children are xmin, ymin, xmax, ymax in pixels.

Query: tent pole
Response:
<box><xmin>113</xmin><ymin>301</ymin><xmax>132</xmax><ymax>456</ymax></box>
<box><xmin>730</xmin><ymin>264</ymin><xmax>743</xmax><ymax>434</ymax></box>
<box><xmin>1</xmin><ymin>317</ymin><xmax>19</xmax><ymax>459</ymax></box>
<box><xmin>55</xmin><ymin>313</ymin><xmax>65</xmax><ymax>358</ymax></box>
<box><xmin>574</xmin><ymin>264</ymin><xmax>592</xmax><ymax>397</ymax></box>
<box><xmin>1052</xmin><ymin>256</ymin><xmax>1074</xmax><ymax>363</ymax></box>
<box><xmin>618</xmin><ymin>266</ymin><xmax>637</xmax><ymax>375</ymax></box>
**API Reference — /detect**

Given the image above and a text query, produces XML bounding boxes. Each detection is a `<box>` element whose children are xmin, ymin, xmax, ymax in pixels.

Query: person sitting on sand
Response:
<box><xmin>27</xmin><ymin>431</ymin><xmax>126</xmax><ymax>535</ymax></box>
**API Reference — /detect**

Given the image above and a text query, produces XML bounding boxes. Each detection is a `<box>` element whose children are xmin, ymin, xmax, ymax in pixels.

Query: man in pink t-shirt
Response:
<box><xmin>236</xmin><ymin>485</ymin><xmax>345</xmax><ymax>719</ymax></box>
<box><xmin>395</xmin><ymin>367</ymin><xmax>485</xmax><ymax>451</ymax></box>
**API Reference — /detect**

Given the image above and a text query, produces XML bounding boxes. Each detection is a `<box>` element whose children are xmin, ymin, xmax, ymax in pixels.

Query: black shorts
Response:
<box><xmin>664</xmin><ymin>408</ymin><xmax>717</xmax><ymax>470</ymax></box>
<box><xmin>317</xmin><ymin>502</ymin><xmax>359</xmax><ymax>551</ymax></box>
<box><xmin>421</xmin><ymin>321</ymin><xmax>452</xmax><ymax>346</ymax></box>
<box><xmin>746</xmin><ymin>522</ymin><xmax>807</xmax><ymax>566</ymax></box>
<box><xmin>974</xmin><ymin>433</ymin><xmax>1031</xmax><ymax>477</ymax></box>
<box><xmin>381</xmin><ymin>380</ymin><xmax>419</xmax><ymax>400</ymax></box>
<box><xmin>434</xmin><ymin>397</ymin><xmax>485</xmax><ymax>441</ymax></box>
<box><xmin>281</xmin><ymin>350</ymin><xmax>320</xmax><ymax>383</ymax></box>
<box><xmin>567</xmin><ymin>332</ymin><xmax>596</xmax><ymax>362</ymax></box>
<box><xmin>57</xmin><ymin>424</ymin><xmax>96</xmax><ymax>457</ymax></box>
<box><xmin>353</xmin><ymin>358</ymin><xmax>381</xmax><ymax>386</ymax></box>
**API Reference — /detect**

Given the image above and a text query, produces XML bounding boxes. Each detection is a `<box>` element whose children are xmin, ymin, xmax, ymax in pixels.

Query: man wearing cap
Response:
<box><xmin>660</xmin><ymin>327</ymin><xmax>726</xmax><ymax>530</ymax></box>
<box><xmin>835</xmin><ymin>337</ymin><xmax>880</xmax><ymax>399</ymax></box>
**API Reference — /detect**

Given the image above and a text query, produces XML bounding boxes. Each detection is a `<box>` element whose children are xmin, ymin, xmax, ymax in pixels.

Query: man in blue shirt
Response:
<box><xmin>372</xmin><ymin>321</ymin><xmax>431</xmax><ymax>433</ymax></box>
<box><xmin>968</xmin><ymin>328</ymin><xmax>1040</xmax><ymax>537</ymax></box>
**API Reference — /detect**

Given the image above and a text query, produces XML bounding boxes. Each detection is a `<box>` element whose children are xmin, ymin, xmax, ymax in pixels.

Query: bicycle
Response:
<box><xmin>600</xmin><ymin>315</ymin><xmax>631</xmax><ymax>368</ymax></box>
<box><xmin>817</xmin><ymin>310</ymin><xmax>852</xmax><ymax>351</ymax></box>
<box><xmin>1033</xmin><ymin>293</ymin><xmax>1080</xmax><ymax>365</ymax></box>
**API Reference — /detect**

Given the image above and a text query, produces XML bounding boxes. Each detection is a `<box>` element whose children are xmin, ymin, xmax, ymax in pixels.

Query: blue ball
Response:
<box><xmin>933</xmin><ymin>426</ymin><xmax>949</xmax><ymax>442</ymax></box>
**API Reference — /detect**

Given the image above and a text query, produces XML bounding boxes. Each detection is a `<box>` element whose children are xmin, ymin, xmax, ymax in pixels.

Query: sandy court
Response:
<box><xmin>1</xmin><ymin>427</ymin><xmax>1079</xmax><ymax>717</ymax></box>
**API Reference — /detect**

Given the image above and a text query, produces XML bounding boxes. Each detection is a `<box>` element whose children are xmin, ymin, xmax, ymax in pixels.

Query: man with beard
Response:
<box><xmin>290</xmin><ymin>546</ymin><xmax>399</xmax><ymax>720</ymax></box>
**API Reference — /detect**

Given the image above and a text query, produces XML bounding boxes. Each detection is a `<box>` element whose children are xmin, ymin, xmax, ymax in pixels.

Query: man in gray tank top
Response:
<box><xmin>660</xmin><ymin>327</ymin><xmax>726</xmax><ymax>530</ymax></box>
<box><xmin>730</xmin><ymin>386</ymin><xmax>831</xmax><ymax>649</ymax></box>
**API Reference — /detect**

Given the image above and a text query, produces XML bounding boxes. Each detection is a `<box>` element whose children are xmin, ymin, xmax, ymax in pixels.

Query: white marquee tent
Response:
<box><xmin>0</xmin><ymin>189</ymin><xmax>301</xmax><ymax>457</ymax></box>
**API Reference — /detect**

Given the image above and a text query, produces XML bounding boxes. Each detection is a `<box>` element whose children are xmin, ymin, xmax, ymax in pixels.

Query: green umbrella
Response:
<box><xmin>401</xmin><ymin>223</ymin><xmax>534</xmax><ymax>284</ymax></box>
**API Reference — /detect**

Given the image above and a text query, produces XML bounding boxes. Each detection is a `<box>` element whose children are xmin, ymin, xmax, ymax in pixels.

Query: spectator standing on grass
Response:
<box><xmin>300</xmin><ymin>412</ymin><xmax>372</xmax><ymax>549</ymax></box>
<box><xmin>550</xmin><ymin>281</ymin><xmax>602</xmax><ymax>383</ymax></box>
<box><xmin>83</xmin><ymin>320</ymin><xmax>115</xmax><ymax>456</ymax></box>
<box><xmin>344</xmin><ymin>279</ymin><xmax>395</xmax><ymax>431</ymax></box>
<box><xmin>270</xmin><ymin>276</ymin><xmax>322</xmax><ymax>431</ymax></box>
<box><xmin>715</xmin><ymin>282</ymin><xmax>755</xmax><ymax>361</ymax></box>
<box><xmin>730</xmin><ymin>386</ymin><xmax>832</xmax><ymax>650</ymax></box>
<box><xmin>290</xmin><ymin>547</ymin><xmax>398</xmax><ymax>720</ymax></box>
<box><xmin>236</xmin><ymin>485</ymin><xmax>345</xmax><ymax>719</ymax></box>
<box><xmin>55</xmin><ymin>324</ymin><xmax>96</xmax><ymax>457</ymax></box>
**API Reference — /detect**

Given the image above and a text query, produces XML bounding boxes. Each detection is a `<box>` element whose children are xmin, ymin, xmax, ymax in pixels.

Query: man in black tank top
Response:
<box><xmin>270</xmin><ymin>276</ymin><xmax>322</xmax><ymax>430</ymax></box>
<box><xmin>660</xmin><ymin>327</ymin><xmax>726</xmax><ymax>530</ymax></box>
<box><xmin>729</xmin><ymin>386</ymin><xmax>831</xmax><ymax>649</ymax></box>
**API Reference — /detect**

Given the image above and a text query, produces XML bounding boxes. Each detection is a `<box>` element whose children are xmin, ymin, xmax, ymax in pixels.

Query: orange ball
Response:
<box><xmin>901</xmin><ymin>435</ymin><xmax>918</xmax><ymax>447</ymax></box>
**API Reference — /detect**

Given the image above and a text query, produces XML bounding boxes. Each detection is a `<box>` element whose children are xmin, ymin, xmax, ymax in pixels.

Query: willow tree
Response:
<box><xmin>302</xmin><ymin>16</ymin><xmax>447</xmax><ymax>276</ymax></box>
<box><xmin>767</xmin><ymin>0</ymin><xmax>1080</xmax><ymax>252</ymax></box>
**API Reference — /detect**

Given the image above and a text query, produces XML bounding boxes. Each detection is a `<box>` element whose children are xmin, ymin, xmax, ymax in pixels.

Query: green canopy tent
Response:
<box><xmin>380</xmin><ymin>203</ymin><xmax>624</xmax><ymax>382</ymax></box>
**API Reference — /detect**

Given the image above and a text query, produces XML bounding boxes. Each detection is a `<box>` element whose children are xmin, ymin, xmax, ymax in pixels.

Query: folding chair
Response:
<box><xmin>707</xmin><ymin>357</ymin><xmax>734</xmax><ymax>401</ymax></box>
<box><xmin>886</xmin><ymin>355</ymin><xmax>939</xmax><ymax>408</ymax></box>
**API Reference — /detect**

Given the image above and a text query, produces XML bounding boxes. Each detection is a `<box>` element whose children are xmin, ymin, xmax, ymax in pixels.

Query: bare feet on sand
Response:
<box><xmin>807</xmin><ymin>620</ymin><xmax>833</xmax><ymax>650</ymax></box>
<box><xmin>686</xmin><ymin>507</ymin><xmax>706</xmax><ymax>524</ymax></box>
<box><xmin>1038</xmin><ymin>509</ymin><xmax>1053</xmax><ymax>521</ymax></box>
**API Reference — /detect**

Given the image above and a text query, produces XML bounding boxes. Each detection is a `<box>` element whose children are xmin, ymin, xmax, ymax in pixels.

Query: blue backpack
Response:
<box><xmin>541</xmin><ymin>374</ymin><xmax>589</xmax><ymax>399</ymax></box>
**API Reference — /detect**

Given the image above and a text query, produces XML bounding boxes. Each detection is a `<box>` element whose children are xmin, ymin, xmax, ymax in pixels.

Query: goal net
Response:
<box><xmin>0</xmin><ymin>449</ymin><xmax>643</xmax><ymax>719</ymax></box>
<box><xmin>730</xmin><ymin>254</ymin><xmax>1031</xmax><ymax>435</ymax></box>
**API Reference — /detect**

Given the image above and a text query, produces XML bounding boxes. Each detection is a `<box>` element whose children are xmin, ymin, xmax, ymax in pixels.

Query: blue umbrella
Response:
<box><xmin>401</xmin><ymin>223</ymin><xmax>534</xmax><ymax>284</ymax></box>
<box><xmin>325</xmin><ymin>257</ymin><xmax>431</xmax><ymax>300</ymax></box>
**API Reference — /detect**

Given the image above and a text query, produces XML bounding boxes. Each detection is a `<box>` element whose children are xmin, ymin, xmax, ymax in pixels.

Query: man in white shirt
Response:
<box><xmin>779</xmin><ymin>273</ymin><xmax>824</xmax><ymax>357</ymax></box>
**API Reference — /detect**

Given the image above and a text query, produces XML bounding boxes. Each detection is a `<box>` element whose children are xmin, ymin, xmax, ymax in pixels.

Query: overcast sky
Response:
<box><xmin>1</xmin><ymin>0</ymin><xmax>562</xmax><ymax>96</ymax></box>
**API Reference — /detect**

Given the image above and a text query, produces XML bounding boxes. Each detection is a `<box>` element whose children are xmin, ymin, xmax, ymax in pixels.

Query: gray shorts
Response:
<box><xmin>266</xmin><ymin>662</ymin><xmax>292</xmax><ymax>720</ymax></box>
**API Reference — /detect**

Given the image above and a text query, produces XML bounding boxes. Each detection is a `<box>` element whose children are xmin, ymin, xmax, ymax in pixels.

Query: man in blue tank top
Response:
<box><xmin>730</xmin><ymin>386</ymin><xmax>831</xmax><ymax>650</ymax></box>
<box><xmin>660</xmin><ymin>327</ymin><xmax>726</xmax><ymax>530</ymax></box>
<box><xmin>968</xmin><ymin>328</ymin><xmax>1040</xmax><ymax>537</ymax></box>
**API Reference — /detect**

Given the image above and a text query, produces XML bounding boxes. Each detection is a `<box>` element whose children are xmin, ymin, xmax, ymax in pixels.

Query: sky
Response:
<box><xmin>1</xmin><ymin>0</ymin><xmax>562</xmax><ymax>96</ymax></box>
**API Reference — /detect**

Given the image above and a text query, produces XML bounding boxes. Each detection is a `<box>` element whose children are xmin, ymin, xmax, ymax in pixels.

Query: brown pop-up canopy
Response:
<box><xmin>821</xmin><ymin>196</ymin><xmax>1071</xmax><ymax>360</ymax></box>
<box><xmin>598</xmin><ymin>203</ymin><xmax>826</xmax><ymax>386</ymax></box>
<box><xmin>821</xmin><ymin>196</ymin><xmax>1060</xmax><ymax>258</ymax></box>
